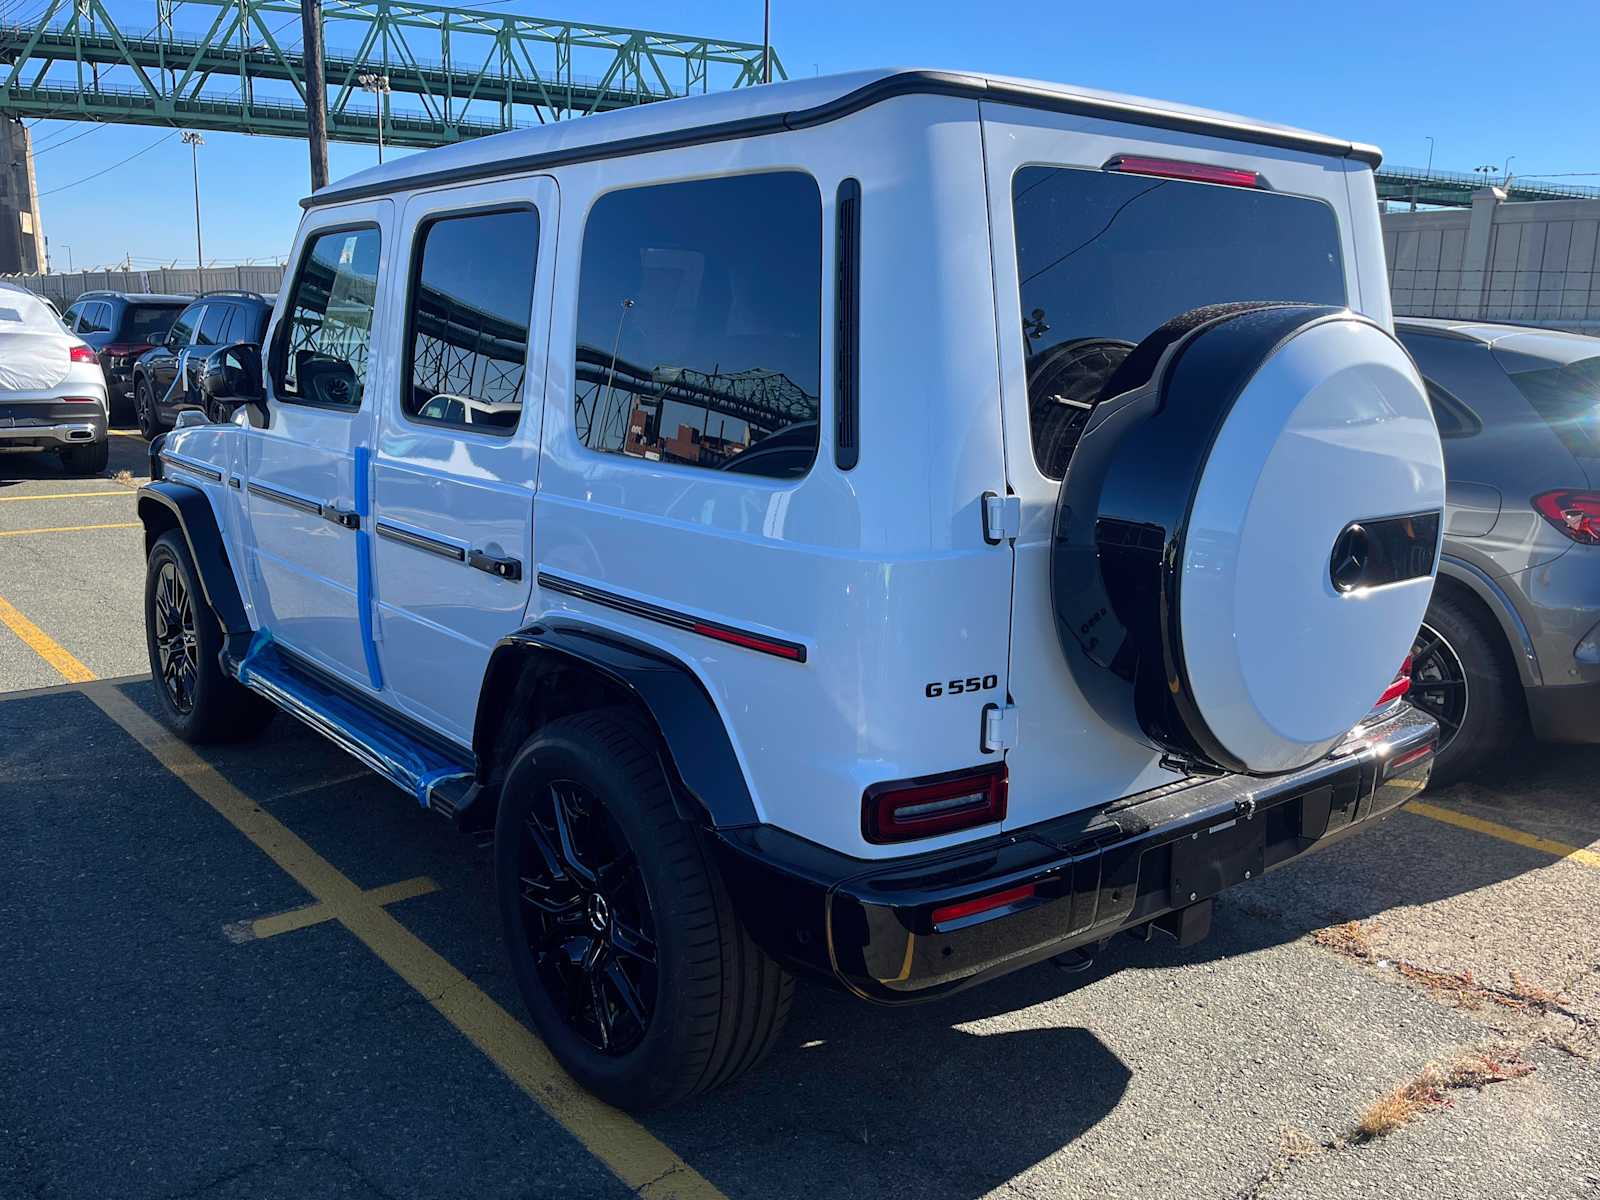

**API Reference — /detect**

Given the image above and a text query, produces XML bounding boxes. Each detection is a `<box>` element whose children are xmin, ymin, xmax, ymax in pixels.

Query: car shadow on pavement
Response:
<box><xmin>0</xmin><ymin>429</ymin><xmax>147</xmax><ymax>485</ymax></box>
<box><xmin>652</xmin><ymin>965</ymin><xmax>1131</xmax><ymax>1200</ymax></box>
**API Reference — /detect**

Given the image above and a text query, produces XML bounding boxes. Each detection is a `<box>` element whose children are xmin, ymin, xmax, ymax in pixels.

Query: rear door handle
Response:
<box><xmin>468</xmin><ymin>549</ymin><xmax>522</xmax><ymax>581</ymax></box>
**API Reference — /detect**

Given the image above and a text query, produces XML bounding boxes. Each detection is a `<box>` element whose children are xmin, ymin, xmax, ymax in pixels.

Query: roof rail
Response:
<box><xmin>197</xmin><ymin>289</ymin><xmax>268</xmax><ymax>302</ymax></box>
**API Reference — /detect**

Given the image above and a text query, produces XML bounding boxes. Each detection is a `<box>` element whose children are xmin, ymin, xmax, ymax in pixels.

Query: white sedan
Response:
<box><xmin>0</xmin><ymin>282</ymin><xmax>111</xmax><ymax>475</ymax></box>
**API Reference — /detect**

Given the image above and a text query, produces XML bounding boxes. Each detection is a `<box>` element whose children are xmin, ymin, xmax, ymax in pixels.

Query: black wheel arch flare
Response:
<box><xmin>475</xmin><ymin>623</ymin><xmax>760</xmax><ymax>830</ymax></box>
<box><xmin>136</xmin><ymin>478</ymin><xmax>252</xmax><ymax>636</ymax></box>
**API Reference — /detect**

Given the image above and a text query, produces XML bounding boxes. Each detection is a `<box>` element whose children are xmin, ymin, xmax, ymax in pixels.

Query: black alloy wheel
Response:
<box><xmin>1409</xmin><ymin>620</ymin><xmax>1469</xmax><ymax>758</ymax></box>
<box><xmin>152</xmin><ymin>557</ymin><xmax>199</xmax><ymax>714</ymax></box>
<box><xmin>135</xmin><ymin>378</ymin><xmax>160</xmax><ymax>440</ymax></box>
<box><xmin>517</xmin><ymin>779</ymin><xmax>657</xmax><ymax>1055</ymax></box>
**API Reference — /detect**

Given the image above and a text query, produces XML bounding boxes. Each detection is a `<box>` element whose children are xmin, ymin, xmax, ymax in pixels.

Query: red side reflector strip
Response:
<box><xmin>1106</xmin><ymin>154</ymin><xmax>1261</xmax><ymax>189</ymax></box>
<box><xmin>690</xmin><ymin>621</ymin><xmax>805</xmax><ymax>661</ymax></box>
<box><xmin>60</xmin><ymin>396</ymin><xmax>100</xmax><ymax>403</ymax></box>
<box><xmin>1385</xmin><ymin>740</ymin><xmax>1436</xmax><ymax>777</ymax></box>
<box><xmin>932</xmin><ymin>883</ymin><xmax>1036</xmax><ymax>927</ymax></box>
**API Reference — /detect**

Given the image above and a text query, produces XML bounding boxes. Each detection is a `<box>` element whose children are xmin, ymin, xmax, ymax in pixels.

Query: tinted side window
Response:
<box><xmin>63</xmin><ymin>302</ymin><xmax>84</xmax><ymax>330</ymax></box>
<box><xmin>1507</xmin><ymin>356</ymin><xmax>1600</xmax><ymax>457</ymax></box>
<box><xmin>199</xmin><ymin>303</ymin><xmax>231</xmax><ymax>345</ymax></box>
<box><xmin>573</xmin><ymin>172</ymin><xmax>821</xmax><ymax>478</ymax></box>
<box><xmin>273</xmin><ymin>227</ymin><xmax>381</xmax><ymax>408</ymax></box>
<box><xmin>123</xmin><ymin>304</ymin><xmax>182</xmax><ymax>341</ymax></box>
<box><xmin>78</xmin><ymin>303</ymin><xmax>109</xmax><ymax>335</ymax></box>
<box><xmin>1013</xmin><ymin>165</ymin><xmax>1347</xmax><ymax>478</ymax></box>
<box><xmin>403</xmin><ymin>208</ymin><xmax>538</xmax><ymax>434</ymax></box>
<box><xmin>167</xmin><ymin>306</ymin><xmax>200</xmax><ymax>347</ymax></box>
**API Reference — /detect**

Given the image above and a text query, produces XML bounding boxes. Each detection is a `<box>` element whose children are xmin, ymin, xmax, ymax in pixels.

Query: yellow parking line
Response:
<box><xmin>0</xmin><ymin>594</ymin><xmax>95</xmax><ymax>683</ymax></box>
<box><xmin>107</xmin><ymin>429</ymin><xmax>145</xmax><ymax>438</ymax></box>
<box><xmin>0</xmin><ymin>521</ymin><xmax>140</xmax><ymax>537</ymax></box>
<box><xmin>1408</xmin><ymin>801</ymin><xmax>1600</xmax><ymax>870</ymax></box>
<box><xmin>80</xmin><ymin>679</ymin><xmax>724</xmax><ymax>1200</ymax></box>
<box><xmin>0</xmin><ymin>490</ymin><xmax>131</xmax><ymax>502</ymax></box>
<box><xmin>227</xmin><ymin>876</ymin><xmax>441</xmax><ymax>941</ymax></box>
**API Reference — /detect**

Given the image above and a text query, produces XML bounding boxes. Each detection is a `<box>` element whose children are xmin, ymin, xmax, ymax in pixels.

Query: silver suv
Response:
<box><xmin>1399</xmin><ymin>319</ymin><xmax>1600</xmax><ymax>782</ymax></box>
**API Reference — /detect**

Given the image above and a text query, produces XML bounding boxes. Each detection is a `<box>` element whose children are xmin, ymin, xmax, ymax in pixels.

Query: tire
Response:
<box><xmin>495</xmin><ymin>710</ymin><xmax>793</xmax><ymax>1111</ymax></box>
<box><xmin>59</xmin><ymin>438</ymin><xmax>109</xmax><ymax>476</ymax></box>
<box><xmin>134</xmin><ymin>377</ymin><xmax>161</xmax><ymax>440</ymax></box>
<box><xmin>143</xmin><ymin>531</ymin><xmax>275</xmax><ymax>744</ymax></box>
<box><xmin>1409</xmin><ymin>590</ymin><xmax>1523</xmax><ymax>786</ymax></box>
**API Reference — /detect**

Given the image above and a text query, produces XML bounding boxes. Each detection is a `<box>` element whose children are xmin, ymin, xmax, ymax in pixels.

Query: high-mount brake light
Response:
<box><xmin>1376</xmin><ymin>655</ymin><xmax>1414</xmax><ymax>708</ymax></box>
<box><xmin>1532</xmin><ymin>489</ymin><xmax>1600</xmax><ymax>546</ymax></box>
<box><xmin>68</xmin><ymin>345</ymin><xmax>97</xmax><ymax>364</ymax></box>
<box><xmin>1106</xmin><ymin>155</ymin><xmax>1261</xmax><ymax>189</ymax></box>
<box><xmin>932</xmin><ymin>883</ymin><xmax>1037</xmax><ymax>928</ymax></box>
<box><xmin>862</xmin><ymin>764</ymin><xmax>1007</xmax><ymax>844</ymax></box>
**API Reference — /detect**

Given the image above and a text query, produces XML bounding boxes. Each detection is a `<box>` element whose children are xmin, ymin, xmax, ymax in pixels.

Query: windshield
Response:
<box><xmin>1012</xmin><ymin>165</ymin><xmax>1347</xmax><ymax>477</ymax></box>
<box><xmin>124</xmin><ymin>304</ymin><xmax>184</xmax><ymax>341</ymax></box>
<box><xmin>1506</xmin><ymin>355</ymin><xmax>1600</xmax><ymax>457</ymax></box>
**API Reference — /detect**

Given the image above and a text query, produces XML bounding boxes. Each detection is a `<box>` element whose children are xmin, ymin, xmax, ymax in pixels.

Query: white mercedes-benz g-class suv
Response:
<box><xmin>138</xmin><ymin>68</ymin><xmax>1444</xmax><ymax>1110</ymax></box>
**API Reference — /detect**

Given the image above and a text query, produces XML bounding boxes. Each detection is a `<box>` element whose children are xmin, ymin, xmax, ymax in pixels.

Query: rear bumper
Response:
<box><xmin>712</xmin><ymin>705</ymin><xmax>1436</xmax><ymax>1004</ymax></box>
<box><xmin>0</xmin><ymin>400</ymin><xmax>106</xmax><ymax>447</ymax></box>
<box><xmin>1527</xmin><ymin>680</ymin><xmax>1600</xmax><ymax>744</ymax></box>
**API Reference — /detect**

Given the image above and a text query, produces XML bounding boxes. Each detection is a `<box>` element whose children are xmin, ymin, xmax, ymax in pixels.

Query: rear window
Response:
<box><xmin>1013</xmin><ymin>164</ymin><xmax>1347</xmax><ymax>477</ymax></box>
<box><xmin>1506</xmin><ymin>356</ymin><xmax>1600</xmax><ymax>457</ymax></box>
<box><xmin>122</xmin><ymin>304</ymin><xmax>183</xmax><ymax>340</ymax></box>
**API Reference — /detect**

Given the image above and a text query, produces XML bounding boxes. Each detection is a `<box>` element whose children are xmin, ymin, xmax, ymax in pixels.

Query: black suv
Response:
<box><xmin>61</xmin><ymin>291</ymin><xmax>191</xmax><ymax>420</ymax></box>
<box><xmin>132</xmin><ymin>291</ymin><xmax>274</xmax><ymax>438</ymax></box>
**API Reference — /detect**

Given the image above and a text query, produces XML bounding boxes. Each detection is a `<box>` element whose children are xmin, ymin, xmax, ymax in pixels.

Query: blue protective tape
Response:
<box><xmin>236</xmin><ymin>626</ymin><xmax>275</xmax><ymax>682</ymax></box>
<box><xmin>352</xmin><ymin>444</ymin><xmax>384</xmax><ymax>692</ymax></box>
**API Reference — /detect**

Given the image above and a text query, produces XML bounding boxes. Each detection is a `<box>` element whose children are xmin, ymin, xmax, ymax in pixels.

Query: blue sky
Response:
<box><xmin>24</xmin><ymin>0</ymin><xmax>1600</xmax><ymax>270</ymax></box>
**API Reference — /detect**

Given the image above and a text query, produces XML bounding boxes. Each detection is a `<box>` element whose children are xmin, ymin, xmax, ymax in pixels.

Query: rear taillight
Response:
<box><xmin>862</xmin><ymin>765</ymin><xmax>1007</xmax><ymax>844</ymax></box>
<box><xmin>1376</xmin><ymin>655</ymin><xmax>1414</xmax><ymax>708</ymax></box>
<box><xmin>1532</xmin><ymin>489</ymin><xmax>1600</xmax><ymax>545</ymax></box>
<box><xmin>1105</xmin><ymin>154</ymin><xmax>1261</xmax><ymax>189</ymax></box>
<box><xmin>932</xmin><ymin>882</ymin><xmax>1036</xmax><ymax>929</ymax></box>
<box><xmin>103</xmin><ymin>342</ymin><xmax>151</xmax><ymax>359</ymax></box>
<box><xmin>69</xmin><ymin>345</ymin><xmax>97</xmax><ymax>364</ymax></box>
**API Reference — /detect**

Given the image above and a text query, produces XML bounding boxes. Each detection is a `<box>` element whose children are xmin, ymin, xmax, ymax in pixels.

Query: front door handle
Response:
<box><xmin>468</xmin><ymin>548</ymin><xmax>522</xmax><ymax>582</ymax></box>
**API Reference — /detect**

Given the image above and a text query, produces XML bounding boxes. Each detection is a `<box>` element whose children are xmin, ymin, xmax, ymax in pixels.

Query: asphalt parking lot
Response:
<box><xmin>3</xmin><ymin>432</ymin><xmax>1599</xmax><ymax>1200</ymax></box>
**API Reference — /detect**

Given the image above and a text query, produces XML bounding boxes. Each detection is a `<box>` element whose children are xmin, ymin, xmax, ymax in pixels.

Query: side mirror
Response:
<box><xmin>201</xmin><ymin>342</ymin><xmax>264</xmax><ymax>404</ymax></box>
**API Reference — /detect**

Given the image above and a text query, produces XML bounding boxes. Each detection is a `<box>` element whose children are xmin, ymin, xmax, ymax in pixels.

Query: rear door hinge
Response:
<box><xmin>982</xmin><ymin>491</ymin><xmax>1022</xmax><ymax>545</ymax></box>
<box><xmin>981</xmin><ymin>702</ymin><xmax>1018</xmax><ymax>753</ymax></box>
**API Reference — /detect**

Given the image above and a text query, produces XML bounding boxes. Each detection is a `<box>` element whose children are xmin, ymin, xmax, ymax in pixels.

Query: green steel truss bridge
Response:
<box><xmin>1377</xmin><ymin>166</ymin><xmax>1600</xmax><ymax>209</ymax></box>
<box><xmin>0</xmin><ymin>0</ymin><xmax>785</xmax><ymax>148</ymax></box>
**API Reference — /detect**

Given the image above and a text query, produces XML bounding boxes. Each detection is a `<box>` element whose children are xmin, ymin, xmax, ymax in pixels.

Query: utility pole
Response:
<box><xmin>761</xmin><ymin>0</ymin><xmax>771</xmax><ymax>83</ymax></box>
<box><xmin>358</xmin><ymin>72</ymin><xmax>391</xmax><ymax>164</ymax></box>
<box><xmin>182</xmin><ymin>131</ymin><xmax>205</xmax><ymax>270</ymax></box>
<box><xmin>301</xmin><ymin>0</ymin><xmax>329</xmax><ymax>191</ymax></box>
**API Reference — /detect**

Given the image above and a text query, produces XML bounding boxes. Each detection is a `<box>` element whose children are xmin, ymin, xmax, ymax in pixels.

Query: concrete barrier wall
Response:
<box><xmin>2</xmin><ymin>264</ymin><xmax>285</xmax><ymax>306</ymax></box>
<box><xmin>1385</xmin><ymin>191</ymin><xmax>1600</xmax><ymax>332</ymax></box>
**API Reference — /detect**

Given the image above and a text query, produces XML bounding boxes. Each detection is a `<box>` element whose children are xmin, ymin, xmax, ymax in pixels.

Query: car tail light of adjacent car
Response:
<box><xmin>102</xmin><ymin>342</ymin><xmax>152</xmax><ymax>366</ymax></box>
<box><xmin>1532</xmin><ymin>489</ymin><xmax>1600</xmax><ymax>545</ymax></box>
<box><xmin>1105</xmin><ymin>154</ymin><xmax>1262</xmax><ymax>189</ymax></box>
<box><xmin>1375</xmin><ymin>655</ymin><xmax>1414</xmax><ymax>708</ymax></box>
<box><xmin>862</xmin><ymin>764</ymin><xmax>1007</xmax><ymax>844</ymax></box>
<box><xmin>68</xmin><ymin>345</ymin><xmax>97</xmax><ymax>364</ymax></box>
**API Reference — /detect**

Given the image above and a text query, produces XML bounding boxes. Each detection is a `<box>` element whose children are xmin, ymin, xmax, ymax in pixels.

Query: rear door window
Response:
<box><xmin>1012</xmin><ymin>165</ymin><xmax>1347</xmax><ymax>477</ymax></box>
<box><xmin>78</xmin><ymin>302</ymin><xmax>109</xmax><ymax>335</ymax></box>
<box><xmin>199</xmin><ymin>303</ymin><xmax>231</xmax><ymax>346</ymax></box>
<box><xmin>402</xmin><ymin>207</ymin><xmax>538</xmax><ymax>434</ymax></box>
<box><xmin>1506</xmin><ymin>356</ymin><xmax>1600</xmax><ymax>457</ymax></box>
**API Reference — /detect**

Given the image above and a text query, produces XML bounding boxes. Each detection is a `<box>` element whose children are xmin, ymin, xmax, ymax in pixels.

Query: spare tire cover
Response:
<box><xmin>1052</xmin><ymin>303</ymin><xmax>1445</xmax><ymax>776</ymax></box>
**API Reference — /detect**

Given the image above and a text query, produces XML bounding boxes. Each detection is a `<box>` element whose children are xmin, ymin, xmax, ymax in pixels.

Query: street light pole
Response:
<box><xmin>181</xmin><ymin>131</ymin><xmax>205</xmax><ymax>271</ymax></box>
<box><xmin>358</xmin><ymin>72</ymin><xmax>392</xmax><ymax>164</ymax></box>
<box><xmin>761</xmin><ymin>0</ymin><xmax>771</xmax><ymax>84</ymax></box>
<box><xmin>1502</xmin><ymin>155</ymin><xmax>1516</xmax><ymax>186</ymax></box>
<box><xmin>1424</xmin><ymin>136</ymin><xmax>1434</xmax><ymax>177</ymax></box>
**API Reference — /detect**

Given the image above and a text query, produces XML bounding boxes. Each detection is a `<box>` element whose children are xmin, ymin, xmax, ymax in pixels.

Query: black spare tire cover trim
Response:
<box><xmin>1051</xmin><ymin>302</ymin><xmax>1361</xmax><ymax>774</ymax></box>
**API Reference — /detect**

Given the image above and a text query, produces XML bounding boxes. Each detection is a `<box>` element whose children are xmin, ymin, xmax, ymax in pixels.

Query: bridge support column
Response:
<box><xmin>0</xmin><ymin>119</ymin><xmax>45</xmax><ymax>273</ymax></box>
<box><xmin>1459</xmin><ymin>186</ymin><xmax>1504</xmax><ymax>320</ymax></box>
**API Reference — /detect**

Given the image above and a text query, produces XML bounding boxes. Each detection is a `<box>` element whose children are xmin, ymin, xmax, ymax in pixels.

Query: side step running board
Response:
<box><xmin>226</xmin><ymin>635</ymin><xmax>481</xmax><ymax>824</ymax></box>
